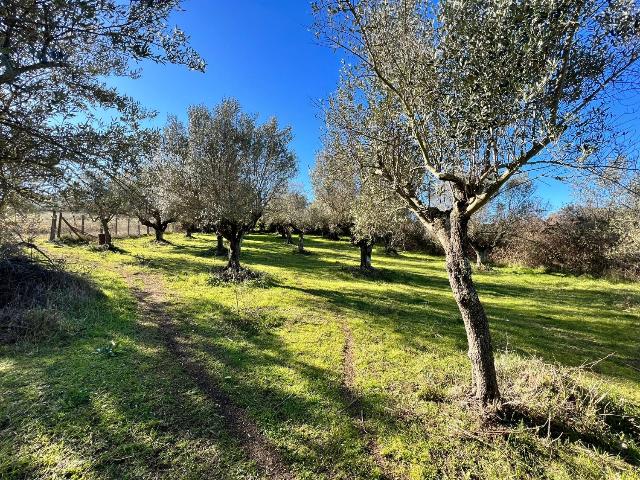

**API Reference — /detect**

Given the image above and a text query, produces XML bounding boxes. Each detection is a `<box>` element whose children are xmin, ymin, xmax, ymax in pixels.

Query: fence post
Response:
<box><xmin>114</xmin><ymin>216</ymin><xmax>118</xmax><ymax>237</ymax></box>
<box><xmin>137</xmin><ymin>221</ymin><xmax>141</xmax><ymax>236</ymax></box>
<box><xmin>56</xmin><ymin>211</ymin><xmax>63</xmax><ymax>239</ymax></box>
<box><xmin>81</xmin><ymin>215</ymin><xmax>85</xmax><ymax>234</ymax></box>
<box><xmin>127</xmin><ymin>218</ymin><xmax>130</xmax><ymax>237</ymax></box>
<box><xmin>146</xmin><ymin>225</ymin><xmax>149</xmax><ymax>235</ymax></box>
<box><xmin>49</xmin><ymin>210</ymin><xmax>57</xmax><ymax>241</ymax></box>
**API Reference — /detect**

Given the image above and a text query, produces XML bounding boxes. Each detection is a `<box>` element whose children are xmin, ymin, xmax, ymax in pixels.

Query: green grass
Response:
<box><xmin>1</xmin><ymin>233</ymin><xmax>639</xmax><ymax>479</ymax></box>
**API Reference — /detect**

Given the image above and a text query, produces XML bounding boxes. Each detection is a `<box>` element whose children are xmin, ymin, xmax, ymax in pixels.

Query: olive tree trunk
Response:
<box><xmin>470</xmin><ymin>244</ymin><xmax>489</xmax><ymax>269</ymax></box>
<box><xmin>100</xmin><ymin>218</ymin><xmax>112</xmax><ymax>246</ymax></box>
<box><xmin>227</xmin><ymin>234</ymin><xmax>242</xmax><ymax>271</ymax></box>
<box><xmin>154</xmin><ymin>225</ymin><xmax>166</xmax><ymax>242</ymax></box>
<box><xmin>215</xmin><ymin>234</ymin><xmax>227</xmax><ymax>256</ymax></box>
<box><xmin>138</xmin><ymin>215</ymin><xmax>170</xmax><ymax>242</ymax></box>
<box><xmin>359</xmin><ymin>240</ymin><xmax>373</xmax><ymax>270</ymax></box>
<box><xmin>439</xmin><ymin>213</ymin><xmax>500</xmax><ymax>405</ymax></box>
<box><xmin>298</xmin><ymin>233</ymin><xmax>305</xmax><ymax>253</ymax></box>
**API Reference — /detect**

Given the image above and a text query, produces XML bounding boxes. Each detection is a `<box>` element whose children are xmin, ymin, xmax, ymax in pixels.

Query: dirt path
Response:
<box><xmin>339</xmin><ymin>319</ymin><xmax>396</xmax><ymax>479</ymax></box>
<box><xmin>121</xmin><ymin>269</ymin><xmax>295</xmax><ymax>480</ymax></box>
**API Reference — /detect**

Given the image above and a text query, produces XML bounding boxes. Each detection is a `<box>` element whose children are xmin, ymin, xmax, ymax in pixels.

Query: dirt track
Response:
<box><xmin>121</xmin><ymin>269</ymin><xmax>294</xmax><ymax>480</ymax></box>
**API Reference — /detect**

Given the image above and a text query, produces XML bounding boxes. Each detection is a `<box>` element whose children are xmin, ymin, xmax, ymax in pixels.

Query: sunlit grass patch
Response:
<box><xmin>1</xmin><ymin>232</ymin><xmax>638</xmax><ymax>479</ymax></box>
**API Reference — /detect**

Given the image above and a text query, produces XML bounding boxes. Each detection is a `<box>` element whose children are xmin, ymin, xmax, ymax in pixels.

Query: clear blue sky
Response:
<box><xmin>110</xmin><ymin>0</ymin><xmax>597</xmax><ymax>210</ymax></box>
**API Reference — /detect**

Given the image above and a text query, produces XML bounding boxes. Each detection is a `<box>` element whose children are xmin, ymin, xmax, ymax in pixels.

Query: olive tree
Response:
<box><xmin>314</xmin><ymin>133</ymin><xmax>407</xmax><ymax>270</ymax></box>
<box><xmin>125</xmin><ymin>130</ymin><xmax>181</xmax><ymax>242</ymax></box>
<box><xmin>187</xmin><ymin>100</ymin><xmax>297</xmax><ymax>271</ymax></box>
<box><xmin>266</xmin><ymin>190</ymin><xmax>309</xmax><ymax>250</ymax></box>
<box><xmin>156</xmin><ymin>116</ymin><xmax>206</xmax><ymax>238</ymax></box>
<box><xmin>314</xmin><ymin>0</ymin><xmax>640</xmax><ymax>405</ymax></box>
<box><xmin>0</xmin><ymin>0</ymin><xmax>204</xmax><ymax>210</ymax></box>
<box><xmin>62</xmin><ymin>172</ymin><xmax>125</xmax><ymax>246</ymax></box>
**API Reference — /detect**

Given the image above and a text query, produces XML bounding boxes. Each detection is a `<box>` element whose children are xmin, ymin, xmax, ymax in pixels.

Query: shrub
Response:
<box><xmin>497</xmin><ymin>355</ymin><xmax>640</xmax><ymax>461</ymax></box>
<box><xmin>493</xmin><ymin>205</ymin><xmax>639</xmax><ymax>279</ymax></box>
<box><xmin>0</xmin><ymin>249</ymin><xmax>97</xmax><ymax>344</ymax></box>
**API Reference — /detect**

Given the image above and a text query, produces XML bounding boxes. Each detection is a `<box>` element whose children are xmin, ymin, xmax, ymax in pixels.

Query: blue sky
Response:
<box><xmin>110</xmin><ymin>0</ymin><xmax>579</xmax><ymax>209</ymax></box>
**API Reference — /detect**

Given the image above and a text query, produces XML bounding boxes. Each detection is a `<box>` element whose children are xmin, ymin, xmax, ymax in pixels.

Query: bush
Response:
<box><xmin>493</xmin><ymin>206</ymin><xmax>640</xmax><ymax>279</ymax></box>
<box><xmin>0</xmin><ymin>248</ymin><xmax>97</xmax><ymax>344</ymax></box>
<box><xmin>497</xmin><ymin>355</ymin><xmax>640</xmax><ymax>461</ymax></box>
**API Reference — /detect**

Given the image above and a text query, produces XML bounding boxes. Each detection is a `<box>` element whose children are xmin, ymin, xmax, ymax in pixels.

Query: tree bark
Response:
<box><xmin>298</xmin><ymin>233</ymin><xmax>305</xmax><ymax>253</ymax></box>
<box><xmin>472</xmin><ymin>246</ymin><xmax>489</xmax><ymax>270</ymax></box>
<box><xmin>215</xmin><ymin>234</ymin><xmax>227</xmax><ymax>256</ymax></box>
<box><xmin>359</xmin><ymin>240</ymin><xmax>373</xmax><ymax>270</ymax></box>
<box><xmin>100</xmin><ymin>218</ymin><xmax>112</xmax><ymax>246</ymax></box>
<box><xmin>154</xmin><ymin>226</ymin><xmax>165</xmax><ymax>242</ymax></box>
<box><xmin>227</xmin><ymin>234</ymin><xmax>242</xmax><ymax>271</ymax></box>
<box><xmin>57</xmin><ymin>211</ymin><xmax>62</xmax><ymax>238</ymax></box>
<box><xmin>49</xmin><ymin>210</ymin><xmax>57</xmax><ymax>241</ymax></box>
<box><xmin>441</xmin><ymin>213</ymin><xmax>499</xmax><ymax>405</ymax></box>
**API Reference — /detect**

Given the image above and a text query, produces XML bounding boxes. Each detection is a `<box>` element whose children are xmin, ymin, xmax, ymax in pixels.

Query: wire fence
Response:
<box><xmin>32</xmin><ymin>210</ymin><xmax>179</xmax><ymax>241</ymax></box>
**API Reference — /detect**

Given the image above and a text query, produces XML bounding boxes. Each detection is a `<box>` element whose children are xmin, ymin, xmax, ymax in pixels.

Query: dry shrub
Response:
<box><xmin>496</xmin><ymin>355</ymin><xmax>640</xmax><ymax>460</ymax></box>
<box><xmin>0</xmin><ymin>249</ymin><xmax>96</xmax><ymax>344</ymax></box>
<box><xmin>493</xmin><ymin>206</ymin><xmax>640</xmax><ymax>279</ymax></box>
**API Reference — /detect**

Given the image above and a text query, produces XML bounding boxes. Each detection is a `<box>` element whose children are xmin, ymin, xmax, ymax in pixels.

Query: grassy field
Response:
<box><xmin>1</xmin><ymin>233</ymin><xmax>639</xmax><ymax>479</ymax></box>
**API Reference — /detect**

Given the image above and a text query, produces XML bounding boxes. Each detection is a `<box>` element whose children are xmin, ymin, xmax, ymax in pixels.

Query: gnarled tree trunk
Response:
<box><xmin>469</xmin><ymin>243</ymin><xmax>490</xmax><ymax>269</ymax></box>
<box><xmin>439</xmin><ymin>213</ymin><xmax>499</xmax><ymax>405</ymax></box>
<box><xmin>358</xmin><ymin>240</ymin><xmax>373</xmax><ymax>270</ymax></box>
<box><xmin>154</xmin><ymin>224</ymin><xmax>166</xmax><ymax>242</ymax></box>
<box><xmin>227</xmin><ymin>233</ymin><xmax>242</xmax><ymax>271</ymax></box>
<box><xmin>99</xmin><ymin>218</ymin><xmax>112</xmax><ymax>246</ymax></box>
<box><xmin>139</xmin><ymin>215</ymin><xmax>170</xmax><ymax>242</ymax></box>
<box><xmin>298</xmin><ymin>233</ymin><xmax>305</xmax><ymax>253</ymax></box>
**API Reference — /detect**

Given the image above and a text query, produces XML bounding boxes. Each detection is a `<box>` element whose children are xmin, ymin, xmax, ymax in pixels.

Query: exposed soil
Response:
<box><xmin>339</xmin><ymin>318</ymin><xmax>396</xmax><ymax>479</ymax></box>
<box><xmin>121</xmin><ymin>269</ymin><xmax>294</xmax><ymax>480</ymax></box>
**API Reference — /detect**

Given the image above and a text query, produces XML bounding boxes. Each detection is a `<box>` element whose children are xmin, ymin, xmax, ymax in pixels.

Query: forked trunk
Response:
<box><xmin>227</xmin><ymin>235</ymin><xmax>242</xmax><ymax>271</ymax></box>
<box><xmin>359</xmin><ymin>241</ymin><xmax>373</xmax><ymax>270</ymax></box>
<box><xmin>471</xmin><ymin>245</ymin><xmax>489</xmax><ymax>269</ymax></box>
<box><xmin>443</xmin><ymin>214</ymin><xmax>500</xmax><ymax>405</ymax></box>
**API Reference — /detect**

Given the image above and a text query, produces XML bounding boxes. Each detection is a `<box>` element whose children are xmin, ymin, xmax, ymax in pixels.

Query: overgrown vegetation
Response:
<box><xmin>0</xmin><ymin>246</ymin><xmax>98</xmax><ymax>344</ymax></box>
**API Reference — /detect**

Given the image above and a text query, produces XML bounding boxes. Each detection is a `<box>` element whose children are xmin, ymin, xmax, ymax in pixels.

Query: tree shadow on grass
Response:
<box><xmin>114</xmin><ymin>233</ymin><xmax>640</xmax><ymax>387</ymax></box>
<box><xmin>0</xmin><ymin>277</ymin><xmax>263</xmax><ymax>479</ymax></box>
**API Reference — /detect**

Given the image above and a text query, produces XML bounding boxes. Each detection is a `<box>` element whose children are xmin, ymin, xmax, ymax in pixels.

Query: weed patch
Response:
<box><xmin>0</xmin><ymin>254</ymin><xmax>98</xmax><ymax>344</ymax></box>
